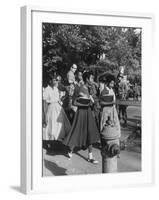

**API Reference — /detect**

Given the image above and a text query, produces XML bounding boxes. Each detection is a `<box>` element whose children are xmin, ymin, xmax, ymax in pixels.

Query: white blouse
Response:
<box><xmin>43</xmin><ymin>86</ymin><xmax>60</xmax><ymax>103</ymax></box>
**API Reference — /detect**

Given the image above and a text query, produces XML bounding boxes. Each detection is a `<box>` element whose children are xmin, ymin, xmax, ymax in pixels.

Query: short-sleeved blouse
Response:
<box><xmin>43</xmin><ymin>85</ymin><xmax>60</xmax><ymax>103</ymax></box>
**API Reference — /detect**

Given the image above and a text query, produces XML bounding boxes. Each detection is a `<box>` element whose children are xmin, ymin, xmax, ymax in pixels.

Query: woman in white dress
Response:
<box><xmin>43</xmin><ymin>76</ymin><xmax>71</xmax><ymax>144</ymax></box>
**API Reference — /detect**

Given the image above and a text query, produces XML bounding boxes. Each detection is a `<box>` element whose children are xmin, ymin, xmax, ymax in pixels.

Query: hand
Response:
<box><xmin>58</xmin><ymin>100</ymin><xmax>63</xmax><ymax>105</ymax></box>
<box><xmin>90</xmin><ymin>95</ymin><xmax>94</xmax><ymax>103</ymax></box>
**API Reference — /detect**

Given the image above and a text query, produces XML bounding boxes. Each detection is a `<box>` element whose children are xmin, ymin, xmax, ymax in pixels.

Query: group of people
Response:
<box><xmin>42</xmin><ymin>64</ymin><xmax>125</xmax><ymax>164</ymax></box>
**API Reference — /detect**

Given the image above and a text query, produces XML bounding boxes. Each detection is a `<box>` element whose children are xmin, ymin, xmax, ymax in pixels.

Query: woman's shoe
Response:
<box><xmin>87</xmin><ymin>158</ymin><xmax>99</xmax><ymax>164</ymax></box>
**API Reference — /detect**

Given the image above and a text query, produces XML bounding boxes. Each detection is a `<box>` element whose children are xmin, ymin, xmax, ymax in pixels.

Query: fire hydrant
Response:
<box><xmin>100</xmin><ymin>122</ymin><xmax>120</xmax><ymax>173</ymax></box>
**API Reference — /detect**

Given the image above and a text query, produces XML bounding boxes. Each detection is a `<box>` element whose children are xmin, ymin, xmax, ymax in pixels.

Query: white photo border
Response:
<box><xmin>21</xmin><ymin>6</ymin><xmax>155</xmax><ymax>194</ymax></box>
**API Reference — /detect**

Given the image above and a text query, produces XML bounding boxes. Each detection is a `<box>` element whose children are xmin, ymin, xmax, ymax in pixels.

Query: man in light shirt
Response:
<box><xmin>64</xmin><ymin>64</ymin><xmax>78</xmax><ymax>123</ymax></box>
<box><xmin>67</xmin><ymin>64</ymin><xmax>77</xmax><ymax>85</ymax></box>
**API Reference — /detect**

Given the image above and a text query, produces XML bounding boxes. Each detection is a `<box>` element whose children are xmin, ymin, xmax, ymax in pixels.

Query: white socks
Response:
<box><xmin>88</xmin><ymin>152</ymin><xmax>93</xmax><ymax>159</ymax></box>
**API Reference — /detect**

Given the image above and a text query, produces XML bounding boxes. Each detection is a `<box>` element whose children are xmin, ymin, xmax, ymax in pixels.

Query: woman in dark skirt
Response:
<box><xmin>63</xmin><ymin>72</ymin><xmax>100</xmax><ymax>164</ymax></box>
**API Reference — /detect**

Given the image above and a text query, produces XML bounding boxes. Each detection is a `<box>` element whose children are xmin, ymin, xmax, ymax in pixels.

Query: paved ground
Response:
<box><xmin>42</xmin><ymin>106</ymin><xmax>141</xmax><ymax>176</ymax></box>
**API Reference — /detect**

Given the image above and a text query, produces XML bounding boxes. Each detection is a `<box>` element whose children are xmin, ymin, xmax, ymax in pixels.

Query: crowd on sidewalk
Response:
<box><xmin>42</xmin><ymin>64</ymin><xmax>140</xmax><ymax>164</ymax></box>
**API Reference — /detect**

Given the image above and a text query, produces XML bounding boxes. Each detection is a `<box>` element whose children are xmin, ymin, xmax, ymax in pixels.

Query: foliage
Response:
<box><xmin>42</xmin><ymin>23</ymin><xmax>141</xmax><ymax>85</ymax></box>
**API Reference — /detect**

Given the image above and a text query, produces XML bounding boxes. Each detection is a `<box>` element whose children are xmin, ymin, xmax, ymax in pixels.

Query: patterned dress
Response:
<box><xmin>100</xmin><ymin>86</ymin><xmax>121</xmax><ymax>137</ymax></box>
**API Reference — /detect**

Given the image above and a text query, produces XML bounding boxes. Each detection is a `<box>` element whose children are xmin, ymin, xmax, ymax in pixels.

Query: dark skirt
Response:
<box><xmin>63</xmin><ymin>106</ymin><xmax>100</xmax><ymax>149</ymax></box>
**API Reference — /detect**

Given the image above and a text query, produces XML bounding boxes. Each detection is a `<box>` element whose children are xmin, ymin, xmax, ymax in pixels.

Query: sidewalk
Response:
<box><xmin>43</xmin><ymin>106</ymin><xmax>141</xmax><ymax>176</ymax></box>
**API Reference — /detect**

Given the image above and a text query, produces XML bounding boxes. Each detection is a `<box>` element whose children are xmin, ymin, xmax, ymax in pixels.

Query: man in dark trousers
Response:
<box><xmin>116</xmin><ymin>73</ymin><xmax>129</xmax><ymax>126</ymax></box>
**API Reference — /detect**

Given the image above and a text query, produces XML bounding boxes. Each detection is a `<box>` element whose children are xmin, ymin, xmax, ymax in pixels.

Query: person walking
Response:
<box><xmin>116</xmin><ymin>73</ymin><xmax>129</xmax><ymax>126</ymax></box>
<box><xmin>43</xmin><ymin>76</ymin><xmax>71</xmax><ymax>149</ymax></box>
<box><xmin>133</xmin><ymin>82</ymin><xmax>140</xmax><ymax>101</ymax></box>
<box><xmin>87</xmin><ymin>72</ymin><xmax>100</xmax><ymax>131</ymax></box>
<box><xmin>63</xmin><ymin>71</ymin><xmax>100</xmax><ymax>164</ymax></box>
<box><xmin>99</xmin><ymin>74</ymin><xmax>121</xmax><ymax>139</ymax></box>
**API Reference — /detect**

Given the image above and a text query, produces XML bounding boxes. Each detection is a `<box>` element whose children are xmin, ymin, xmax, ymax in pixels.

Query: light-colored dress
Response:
<box><xmin>43</xmin><ymin>86</ymin><xmax>71</xmax><ymax>141</ymax></box>
<box><xmin>100</xmin><ymin>86</ymin><xmax>121</xmax><ymax>137</ymax></box>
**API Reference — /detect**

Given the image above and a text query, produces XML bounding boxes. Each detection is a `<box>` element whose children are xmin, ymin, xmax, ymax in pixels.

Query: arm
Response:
<box><xmin>43</xmin><ymin>100</ymin><xmax>48</xmax><ymax>125</ymax></box>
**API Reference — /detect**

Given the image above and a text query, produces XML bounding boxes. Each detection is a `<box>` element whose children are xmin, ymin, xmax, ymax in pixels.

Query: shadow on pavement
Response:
<box><xmin>46</xmin><ymin>150</ymin><xmax>68</xmax><ymax>157</ymax></box>
<box><xmin>75</xmin><ymin>152</ymin><xmax>89</xmax><ymax>162</ymax></box>
<box><xmin>44</xmin><ymin>159</ymin><xmax>67</xmax><ymax>176</ymax></box>
<box><xmin>10</xmin><ymin>186</ymin><xmax>22</xmax><ymax>194</ymax></box>
<box><xmin>43</xmin><ymin>140</ymin><xmax>69</xmax><ymax>158</ymax></box>
<box><xmin>92</xmin><ymin>142</ymin><xmax>102</xmax><ymax>150</ymax></box>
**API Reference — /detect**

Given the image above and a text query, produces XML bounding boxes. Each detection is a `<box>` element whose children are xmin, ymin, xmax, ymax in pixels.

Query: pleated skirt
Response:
<box><xmin>64</xmin><ymin>106</ymin><xmax>100</xmax><ymax>149</ymax></box>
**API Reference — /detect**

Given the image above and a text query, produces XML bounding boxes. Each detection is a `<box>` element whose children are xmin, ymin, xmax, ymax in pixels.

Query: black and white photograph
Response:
<box><xmin>0</xmin><ymin>0</ymin><xmax>157</xmax><ymax>198</ymax></box>
<box><xmin>42</xmin><ymin>23</ymin><xmax>142</xmax><ymax>176</ymax></box>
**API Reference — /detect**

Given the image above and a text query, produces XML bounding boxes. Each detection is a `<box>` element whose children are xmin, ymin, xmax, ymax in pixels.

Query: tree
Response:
<box><xmin>42</xmin><ymin>23</ymin><xmax>141</xmax><ymax>85</ymax></box>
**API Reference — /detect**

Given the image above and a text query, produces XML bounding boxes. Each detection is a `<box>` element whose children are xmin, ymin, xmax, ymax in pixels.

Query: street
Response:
<box><xmin>43</xmin><ymin>106</ymin><xmax>141</xmax><ymax>176</ymax></box>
